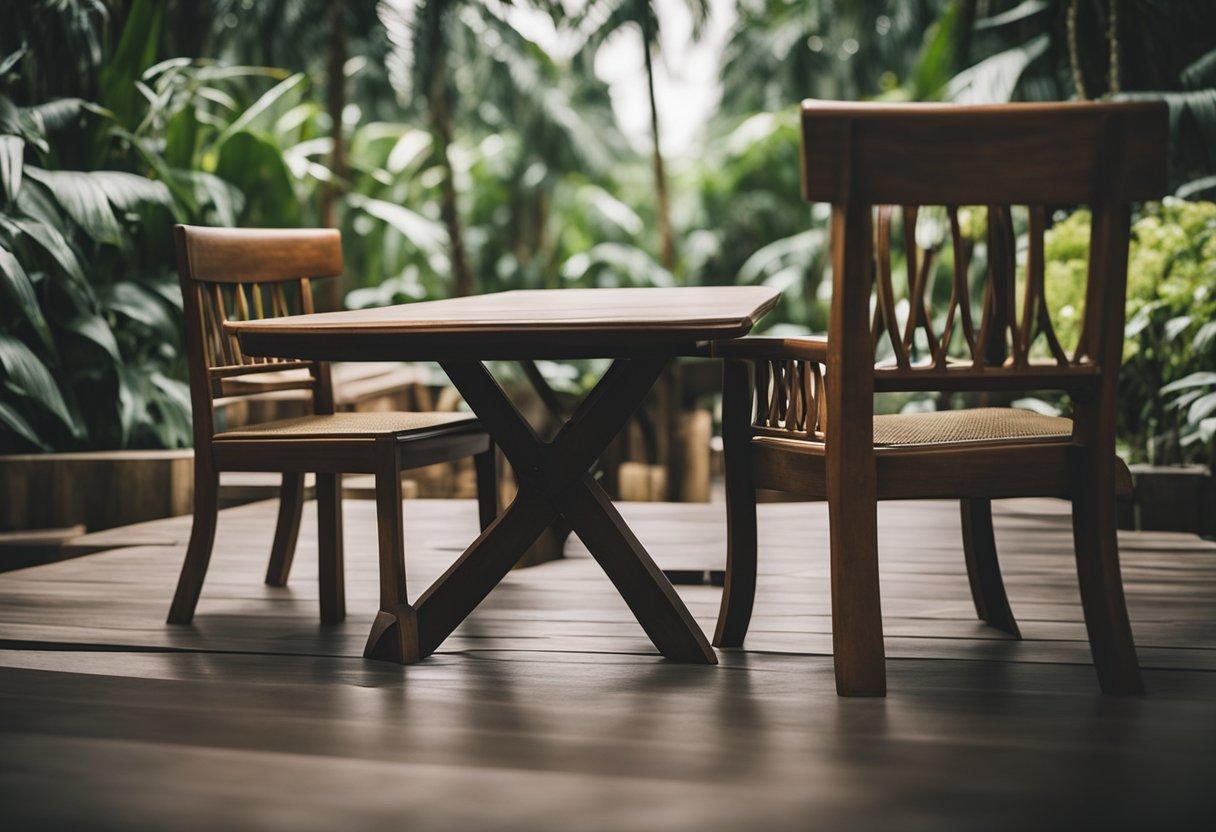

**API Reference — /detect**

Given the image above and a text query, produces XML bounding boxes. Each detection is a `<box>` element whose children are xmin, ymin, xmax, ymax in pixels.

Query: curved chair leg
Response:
<box><xmin>714</xmin><ymin>360</ymin><xmax>758</xmax><ymax>648</ymax></box>
<box><xmin>316</xmin><ymin>472</ymin><xmax>346</xmax><ymax>624</ymax></box>
<box><xmin>1072</xmin><ymin>448</ymin><xmax>1143</xmax><ymax>695</ymax></box>
<box><xmin>265</xmin><ymin>472</ymin><xmax>305</xmax><ymax>586</ymax></box>
<box><xmin>168</xmin><ymin>463</ymin><xmax>220</xmax><ymax>625</ymax></box>
<box><xmin>960</xmin><ymin>498</ymin><xmax>1021</xmax><ymax>637</ymax></box>
<box><xmin>474</xmin><ymin>446</ymin><xmax>499</xmax><ymax>532</ymax></box>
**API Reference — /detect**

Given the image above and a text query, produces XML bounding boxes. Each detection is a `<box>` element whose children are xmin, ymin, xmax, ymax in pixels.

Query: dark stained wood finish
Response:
<box><xmin>264</xmin><ymin>472</ymin><xmax>305</xmax><ymax>586</ymax></box>
<box><xmin>824</xmin><ymin>200</ymin><xmax>886</xmax><ymax>697</ymax></box>
<box><xmin>714</xmin><ymin>102</ymin><xmax>1168</xmax><ymax>696</ymax></box>
<box><xmin>961</xmin><ymin>498</ymin><xmax>1020</xmax><ymax>637</ymax></box>
<box><xmin>712</xmin><ymin>360</ymin><xmax>757</xmax><ymax>649</ymax></box>
<box><xmin>431</xmin><ymin>359</ymin><xmax>717</xmax><ymax>664</ymax></box>
<box><xmin>169</xmin><ymin>225</ymin><xmax>498</xmax><ymax>641</ymax></box>
<box><xmin>800</xmin><ymin>99</ymin><xmax>1167</xmax><ymax>205</ymax></box>
<box><xmin>1</xmin><ymin>498</ymin><xmax>1214</xmax><ymax>831</ymax></box>
<box><xmin>229</xmin><ymin>287</ymin><xmax>776</xmax><ymax>665</ymax></box>
<box><xmin>178</xmin><ymin>226</ymin><xmax>345</xmax><ymax>284</ymax></box>
<box><xmin>230</xmin><ymin>287</ymin><xmax>781</xmax><ymax>361</ymax></box>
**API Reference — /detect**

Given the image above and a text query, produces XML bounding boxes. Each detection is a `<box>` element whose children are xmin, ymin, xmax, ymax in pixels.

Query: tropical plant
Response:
<box><xmin>1043</xmin><ymin>198</ymin><xmax>1216</xmax><ymax>465</ymax></box>
<box><xmin>0</xmin><ymin>0</ymin><xmax>332</xmax><ymax>452</ymax></box>
<box><xmin>569</xmin><ymin>0</ymin><xmax>712</xmax><ymax>271</ymax></box>
<box><xmin>718</xmin><ymin>0</ymin><xmax>952</xmax><ymax>116</ymax></box>
<box><xmin>944</xmin><ymin>0</ymin><xmax>1216</xmax><ymax>196</ymax></box>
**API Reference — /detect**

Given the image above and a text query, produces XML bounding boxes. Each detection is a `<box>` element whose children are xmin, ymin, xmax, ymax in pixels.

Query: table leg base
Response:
<box><xmin>363</xmin><ymin>604</ymin><xmax>421</xmax><ymax>664</ymax></box>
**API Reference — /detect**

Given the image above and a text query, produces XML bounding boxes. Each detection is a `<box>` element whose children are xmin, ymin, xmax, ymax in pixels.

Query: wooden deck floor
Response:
<box><xmin>1</xmin><ymin>496</ymin><xmax>1214</xmax><ymax>831</ymax></box>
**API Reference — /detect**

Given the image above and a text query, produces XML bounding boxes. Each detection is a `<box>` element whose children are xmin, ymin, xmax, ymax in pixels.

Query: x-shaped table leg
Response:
<box><xmin>378</xmin><ymin>357</ymin><xmax>717</xmax><ymax>664</ymax></box>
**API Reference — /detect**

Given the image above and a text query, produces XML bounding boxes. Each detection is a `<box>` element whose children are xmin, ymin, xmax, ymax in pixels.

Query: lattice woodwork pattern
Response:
<box><xmin>752</xmin><ymin>358</ymin><xmax>826</xmax><ymax>440</ymax></box>
<box><xmin>870</xmin><ymin>205</ymin><xmax>1075</xmax><ymax>373</ymax></box>
<box><xmin>197</xmin><ymin>278</ymin><xmax>315</xmax><ymax>377</ymax></box>
<box><xmin>751</xmin><ymin>204</ymin><xmax>1095</xmax><ymax>436</ymax></box>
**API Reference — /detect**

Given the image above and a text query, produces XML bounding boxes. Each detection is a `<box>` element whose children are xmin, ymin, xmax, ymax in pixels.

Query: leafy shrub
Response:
<box><xmin>1044</xmin><ymin>199</ymin><xmax>1216</xmax><ymax>465</ymax></box>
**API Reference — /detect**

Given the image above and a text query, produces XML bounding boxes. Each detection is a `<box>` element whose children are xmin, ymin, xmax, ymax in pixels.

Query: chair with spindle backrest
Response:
<box><xmin>710</xmin><ymin>100</ymin><xmax>1168</xmax><ymax>696</ymax></box>
<box><xmin>171</xmin><ymin>226</ymin><xmax>498</xmax><ymax>660</ymax></box>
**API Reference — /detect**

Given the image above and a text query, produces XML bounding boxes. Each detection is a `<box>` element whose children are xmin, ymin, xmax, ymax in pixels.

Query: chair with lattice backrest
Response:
<box><xmin>170</xmin><ymin>225</ymin><xmax>498</xmax><ymax>662</ymax></box>
<box><xmin>710</xmin><ymin>100</ymin><xmax>1168</xmax><ymax>696</ymax></box>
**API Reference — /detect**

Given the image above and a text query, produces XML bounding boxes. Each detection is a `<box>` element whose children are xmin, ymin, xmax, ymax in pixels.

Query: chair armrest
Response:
<box><xmin>709</xmin><ymin>336</ymin><xmax>829</xmax><ymax>364</ymax></box>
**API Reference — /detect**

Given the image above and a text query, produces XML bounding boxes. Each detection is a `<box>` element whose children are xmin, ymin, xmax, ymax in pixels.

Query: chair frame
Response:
<box><xmin>711</xmin><ymin>100</ymin><xmax>1168</xmax><ymax>696</ymax></box>
<box><xmin>168</xmin><ymin>225</ymin><xmax>497</xmax><ymax>658</ymax></box>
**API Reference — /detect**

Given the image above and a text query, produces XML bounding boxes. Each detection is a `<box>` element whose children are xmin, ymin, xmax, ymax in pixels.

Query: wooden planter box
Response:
<box><xmin>0</xmin><ymin>449</ymin><xmax>195</xmax><ymax>534</ymax></box>
<box><xmin>1121</xmin><ymin>464</ymin><xmax>1215</xmax><ymax>537</ymax></box>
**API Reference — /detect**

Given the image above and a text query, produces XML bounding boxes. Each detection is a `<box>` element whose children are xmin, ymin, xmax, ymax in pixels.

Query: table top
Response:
<box><xmin>232</xmin><ymin>287</ymin><xmax>781</xmax><ymax>361</ymax></box>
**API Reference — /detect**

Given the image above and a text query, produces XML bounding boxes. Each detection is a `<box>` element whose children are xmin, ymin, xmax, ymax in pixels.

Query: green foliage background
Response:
<box><xmin>1</xmin><ymin>0</ymin><xmax>1214</xmax><ymax>467</ymax></box>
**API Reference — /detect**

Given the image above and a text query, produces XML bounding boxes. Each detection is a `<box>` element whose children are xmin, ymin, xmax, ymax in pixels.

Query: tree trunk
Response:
<box><xmin>641</xmin><ymin>19</ymin><xmax>675</xmax><ymax>272</ymax></box>
<box><xmin>321</xmin><ymin>0</ymin><xmax>347</xmax><ymax>311</ymax></box>
<box><xmin>430</xmin><ymin>51</ymin><xmax>475</xmax><ymax>297</ymax></box>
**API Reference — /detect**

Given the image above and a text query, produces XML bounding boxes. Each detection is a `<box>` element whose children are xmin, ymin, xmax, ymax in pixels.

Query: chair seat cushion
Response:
<box><xmin>873</xmin><ymin>407</ymin><xmax>1071</xmax><ymax>446</ymax></box>
<box><xmin>215</xmin><ymin>411</ymin><xmax>479</xmax><ymax>440</ymax></box>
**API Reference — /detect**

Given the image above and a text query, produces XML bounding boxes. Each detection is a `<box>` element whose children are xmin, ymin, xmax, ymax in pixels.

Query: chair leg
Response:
<box><xmin>364</xmin><ymin>439</ymin><xmax>420</xmax><ymax>664</ymax></box>
<box><xmin>1072</xmin><ymin>449</ymin><xmax>1143</xmax><ymax>695</ymax></box>
<box><xmin>714</xmin><ymin>360</ymin><xmax>758</xmax><ymax>648</ymax></box>
<box><xmin>265</xmin><ymin>472</ymin><xmax>305</xmax><ymax>587</ymax></box>
<box><xmin>316</xmin><ymin>472</ymin><xmax>345</xmax><ymax>624</ymax></box>
<box><xmin>960</xmin><ymin>498</ymin><xmax>1021</xmax><ymax>638</ymax></box>
<box><xmin>168</xmin><ymin>463</ymin><xmax>220</xmax><ymax>625</ymax></box>
<box><xmin>828</xmin><ymin>488</ymin><xmax>886</xmax><ymax>697</ymax></box>
<box><xmin>474</xmin><ymin>446</ymin><xmax>499</xmax><ymax>532</ymax></box>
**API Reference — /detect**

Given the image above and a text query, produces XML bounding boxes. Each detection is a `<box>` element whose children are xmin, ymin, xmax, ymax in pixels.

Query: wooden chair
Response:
<box><xmin>710</xmin><ymin>100</ymin><xmax>1168</xmax><ymax>696</ymax></box>
<box><xmin>169</xmin><ymin>225</ymin><xmax>498</xmax><ymax>657</ymax></box>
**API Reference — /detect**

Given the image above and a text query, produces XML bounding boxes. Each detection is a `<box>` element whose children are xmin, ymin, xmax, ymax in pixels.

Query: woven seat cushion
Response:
<box><xmin>216</xmin><ymin>411</ymin><xmax>478</xmax><ymax>440</ymax></box>
<box><xmin>873</xmin><ymin>407</ymin><xmax>1071</xmax><ymax>446</ymax></box>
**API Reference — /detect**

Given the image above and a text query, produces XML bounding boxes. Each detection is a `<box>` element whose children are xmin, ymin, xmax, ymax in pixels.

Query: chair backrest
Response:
<box><xmin>174</xmin><ymin>225</ymin><xmax>344</xmax><ymax>441</ymax></box>
<box><xmin>800</xmin><ymin>99</ymin><xmax>1167</xmax><ymax>401</ymax></box>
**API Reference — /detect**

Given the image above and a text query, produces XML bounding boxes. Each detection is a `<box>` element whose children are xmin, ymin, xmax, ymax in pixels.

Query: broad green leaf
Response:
<box><xmin>1181</xmin><ymin>48</ymin><xmax>1216</xmax><ymax>90</ymax></box>
<box><xmin>142</xmin><ymin>56</ymin><xmax>192</xmax><ymax>81</ymax></box>
<box><xmin>87</xmin><ymin>170</ymin><xmax>173</xmax><ymax>212</ymax></box>
<box><xmin>162</xmin><ymin>104</ymin><xmax>200</xmax><ymax>170</ymax></box>
<box><xmin>176</xmin><ymin>169</ymin><xmax>244</xmax><ymax>227</ymax></box>
<box><xmin>10</xmin><ymin>217</ymin><xmax>93</xmax><ymax>302</ymax></box>
<box><xmin>0</xmin><ymin>94</ymin><xmax>48</xmax><ymax>152</ymax></box>
<box><xmin>561</xmin><ymin>243</ymin><xmax>675</xmax><ymax>288</ymax></box>
<box><xmin>0</xmin><ymin>399</ymin><xmax>48</xmax><ymax>450</ymax></box>
<box><xmin>62</xmin><ymin>313</ymin><xmax>121</xmax><ymax>362</ymax></box>
<box><xmin>148</xmin><ymin>372</ymin><xmax>193</xmax><ymax>447</ymax></box>
<box><xmin>1176</xmin><ymin>175</ymin><xmax>1216</xmax><ymax>199</ymax></box>
<box><xmin>0</xmin><ymin>135</ymin><xmax>23</xmax><ymax>201</ymax></box>
<box><xmin>24</xmin><ymin>98</ymin><xmax>89</xmax><ymax>133</ymax></box>
<box><xmin>1197</xmin><ymin>417</ymin><xmax>1216</xmax><ymax>444</ymax></box>
<box><xmin>104</xmin><ymin>281</ymin><xmax>176</xmax><ymax>341</ymax></box>
<box><xmin>113</xmin><ymin>128</ymin><xmax>195</xmax><ymax>215</ymax></box>
<box><xmin>0</xmin><ymin>244</ymin><xmax>54</xmax><ymax>350</ymax></box>
<box><xmin>349</xmin><ymin>193</ymin><xmax>446</xmax><ymax>257</ymax></box>
<box><xmin>194</xmin><ymin>65</ymin><xmax>291</xmax><ymax>83</ymax></box>
<box><xmin>1193</xmin><ymin>320</ymin><xmax>1216</xmax><ymax>353</ymax></box>
<box><xmin>0</xmin><ymin>47</ymin><xmax>26</xmax><ymax>79</ymax></box>
<box><xmin>14</xmin><ymin>177</ymin><xmax>65</xmax><ymax>228</ymax></box>
<box><xmin>975</xmin><ymin>0</ymin><xmax>1050</xmax><ymax>30</ymax></box>
<box><xmin>25</xmin><ymin>167</ymin><xmax>123</xmax><ymax>245</ymax></box>
<box><xmin>386</xmin><ymin>130</ymin><xmax>433</xmax><ymax>175</ymax></box>
<box><xmin>1188</xmin><ymin>392</ymin><xmax>1216</xmax><ymax>425</ymax></box>
<box><xmin>1161</xmin><ymin>372</ymin><xmax>1216</xmax><ymax>394</ymax></box>
<box><xmin>115</xmin><ymin>365</ymin><xmax>145</xmax><ymax>445</ymax></box>
<box><xmin>214</xmin><ymin>73</ymin><xmax>306</xmax><ymax>149</ymax></box>
<box><xmin>98</xmin><ymin>0</ymin><xmax>163</xmax><ymax>127</ymax></box>
<box><xmin>213</xmin><ymin>131</ymin><xmax>300</xmax><ymax>226</ymax></box>
<box><xmin>0</xmin><ymin>334</ymin><xmax>81</xmax><ymax>436</ymax></box>
<box><xmin>1164</xmin><ymin>315</ymin><xmax>1193</xmax><ymax>342</ymax></box>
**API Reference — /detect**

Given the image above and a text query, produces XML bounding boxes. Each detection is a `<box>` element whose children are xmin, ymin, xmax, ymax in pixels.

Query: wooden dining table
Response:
<box><xmin>231</xmin><ymin>286</ymin><xmax>779</xmax><ymax>665</ymax></box>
